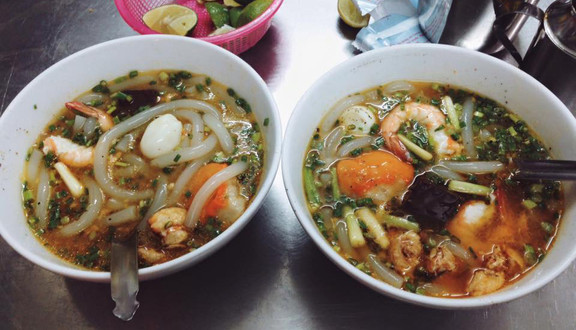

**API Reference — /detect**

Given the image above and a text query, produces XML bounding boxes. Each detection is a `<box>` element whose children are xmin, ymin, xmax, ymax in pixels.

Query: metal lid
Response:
<box><xmin>544</xmin><ymin>0</ymin><xmax>576</xmax><ymax>58</ymax></box>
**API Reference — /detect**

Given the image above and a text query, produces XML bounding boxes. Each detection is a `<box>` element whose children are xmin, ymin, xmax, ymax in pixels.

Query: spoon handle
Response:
<box><xmin>111</xmin><ymin>233</ymin><xmax>140</xmax><ymax>321</ymax></box>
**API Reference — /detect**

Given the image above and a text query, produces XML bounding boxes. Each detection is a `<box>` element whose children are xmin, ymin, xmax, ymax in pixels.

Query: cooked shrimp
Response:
<box><xmin>42</xmin><ymin>135</ymin><xmax>94</xmax><ymax>167</ymax></box>
<box><xmin>388</xmin><ymin>230</ymin><xmax>423</xmax><ymax>274</ymax></box>
<box><xmin>380</xmin><ymin>102</ymin><xmax>462</xmax><ymax>162</ymax></box>
<box><xmin>466</xmin><ymin>268</ymin><xmax>505</xmax><ymax>296</ymax></box>
<box><xmin>426</xmin><ymin>245</ymin><xmax>457</xmax><ymax>275</ymax></box>
<box><xmin>65</xmin><ymin>101</ymin><xmax>114</xmax><ymax>131</ymax></box>
<box><xmin>484</xmin><ymin>245</ymin><xmax>524</xmax><ymax>276</ymax></box>
<box><xmin>148</xmin><ymin>207</ymin><xmax>190</xmax><ymax>247</ymax></box>
<box><xmin>138</xmin><ymin>247</ymin><xmax>166</xmax><ymax>265</ymax></box>
<box><xmin>336</xmin><ymin>150</ymin><xmax>414</xmax><ymax>204</ymax></box>
<box><xmin>186</xmin><ymin>163</ymin><xmax>247</xmax><ymax>224</ymax></box>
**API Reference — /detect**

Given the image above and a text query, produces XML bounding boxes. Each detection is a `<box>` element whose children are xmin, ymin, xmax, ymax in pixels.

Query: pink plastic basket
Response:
<box><xmin>114</xmin><ymin>0</ymin><xmax>283</xmax><ymax>54</ymax></box>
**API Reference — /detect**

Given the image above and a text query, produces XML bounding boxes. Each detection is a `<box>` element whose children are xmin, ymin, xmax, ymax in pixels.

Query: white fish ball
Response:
<box><xmin>140</xmin><ymin>114</ymin><xmax>183</xmax><ymax>158</ymax></box>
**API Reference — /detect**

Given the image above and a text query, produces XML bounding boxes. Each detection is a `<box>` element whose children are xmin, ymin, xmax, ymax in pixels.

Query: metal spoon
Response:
<box><xmin>110</xmin><ymin>230</ymin><xmax>140</xmax><ymax>321</ymax></box>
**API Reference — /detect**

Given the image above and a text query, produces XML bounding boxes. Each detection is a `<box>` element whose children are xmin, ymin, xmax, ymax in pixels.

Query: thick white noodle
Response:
<box><xmin>322</xmin><ymin>126</ymin><xmax>345</xmax><ymax>164</ymax></box>
<box><xmin>174</xmin><ymin>110</ymin><xmax>204</xmax><ymax>147</ymax></box>
<box><xmin>203</xmin><ymin>113</ymin><xmax>234</xmax><ymax>154</ymax></box>
<box><xmin>209</xmin><ymin>83</ymin><xmax>242</xmax><ymax>115</ymax></box>
<box><xmin>115</xmin><ymin>133</ymin><xmax>136</xmax><ymax>152</ymax></box>
<box><xmin>27</xmin><ymin>149</ymin><xmax>43</xmax><ymax>184</ymax></box>
<box><xmin>337</xmin><ymin>136</ymin><xmax>373</xmax><ymax>157</ymax></box>
<box><xmin>461</xmin><ymin>98</ymin><xmax>477</xmax><ymax>159</ymax></box>
<box><xmin>106</xmin><ymin>206</ymin><xmax>139</xmax><ymax>226</ymax></box>
<box><xmin>336</xmin><ymin>220</ymin><xmax>353</xmax><ymax>256</ymax></box>
<box><xmin>319</xmin><ymin>207</ymin><xmax>333</xmax><ymax>231</ymax></box>
<box><xmin>430</xmin><ymin>165</ymin><xmax>465</xmax><ymax>181</ymax></box>
<box><xmin>383</xmin><ymin>80</ymin><xmax>415</xmax><ymax>94</ymax></box>
<box><xmin>72</xmin><ymin>115</ymin><xmax>87</xmax><ymax>134</ymax></box>
<box><xmin>114</xmin><ymin>153</ymin><xmax>148</xmax><ymax>177</ymax></box>
<box><xmin>368</xmin><ymin>254</ymin><xmax>404</xmax><ymax>288</ymax></box>
<box><xmin>108</xmin><ymin>75</ymin><xmax>155</xmax><ymax>93</ymax></box>
<box><xmin>166</xmin><ymin>153</ymin><xmax>214</xmax><ymax>206</ymax></box>
<box><xmin>439</xmin><ymin>160</ymin><xmax>505</xmax><ymax>174</ymax></box>
<box><xmin>139</xmin><ymin>174</ymin><xmax>169</xmax><ymax>230</ymax></box>
<box><xmin>35</xmin><ymin>167</ymin><xmax>51</xmax><ymax>229</ymax></box>
<box><xmin>420</xmin><ymin>283</ymin><xmax>448</xmax><ymax>296</ymax></box>
<box><xmin>76</xmin><ymin>93</ymin><xmax>107</xmax><ymax>105</ymax></box>
<box><xmin>94</xmin><ymin>99</ymin><xmax>213</xmax><ymax>201</ymax></box>
<box><xmin>177</xmin><ymin>99</ymin><xmax>221</xmax><ymax>119</ymax></box>
<box><xmin>59</xmin><ymin>179</ymin><xmax>103</xmax><ymax>237</ymax></box>
<box><xmin>150</xmin><ymin>134</ymin><xmax>217</xmax><ymax>168</ymax></box>
<box><xmin>321</xmin><ymin>95</ymin><xmax>365</xmax><ymax>135</ymax></box>
<box><xmin>183</xmin><ymin>76</ymin><xmax>208</xmax><ymax>88</ymax></box>
<box><xmin>83</xmin><ymin>117</ymin><xmax>98</xmax><ymax>139</ymax></box>
<box><xmin>185</xmin><ymin>161</ymin><xmax>248</xmax><ymax>228</ymax></box>
<box><xmin>440</xmin><ymin>240</ymin><xmax>475</xmax><ymax>265</ymax></box>
<box><xmin>106</xmin><ymin>198</ymin><xmax>127</xmax><ymax>211</ymax></box>
<box><xmin>180</xmin><ymin>123</ymin><xmax>193</xmax><ymax>148</ymax></box>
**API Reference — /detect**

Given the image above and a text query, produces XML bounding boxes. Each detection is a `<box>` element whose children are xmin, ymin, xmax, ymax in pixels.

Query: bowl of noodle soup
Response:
<box><xmin>283</xmin><ymin>44</ymin><xmax>576</xmax><ymax>308</ymax></box>
<box><xmin>0</xmin><ymin>35</ymin><xmax>281</xmax><ymax>282</ymax></box>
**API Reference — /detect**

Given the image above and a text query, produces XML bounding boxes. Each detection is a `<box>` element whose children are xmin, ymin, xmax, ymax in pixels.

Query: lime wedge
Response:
<box><xmin>237</xmin><ymin>0</ymin><xmax>273</xmax><ymax>27</ymax></box>
<box><xmin>205</xmin><ymin>2</ymin><xmax>230</xmax><ymax>28</ymax></box>
<box><xmin>209</xmin><ymin>24</ymin><xmax>236</xmax><ymax>36</ymax></box>
<box><xmin>143</xmin><ymin>4</ymin><xmax>198</xmax><ymax>35</ymax></box>
<box><xmin>229</xmin><ymin>7</ymin><xmax>242</xmax><ymax>28</ymax></box>
<box><xmin>223</xmin><ymin>0</ymin><xmax>243</xmax><ymax>7</ymax></box>
<box><xmin>337</xmin><ymin>0</ymin><xmax>369</xmax><ymax>28</ymax></box>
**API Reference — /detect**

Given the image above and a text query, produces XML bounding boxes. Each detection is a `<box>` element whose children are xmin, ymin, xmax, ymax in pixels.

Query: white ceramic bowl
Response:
<box><xmin>0</xmin><ymin>35</ymin><xmax>281</xmax><ymax>282</ymax></box>
<box><xmin>283</xmin><ymin>44</ymin><xmax>576</xmax><ymax>309</ymax></box>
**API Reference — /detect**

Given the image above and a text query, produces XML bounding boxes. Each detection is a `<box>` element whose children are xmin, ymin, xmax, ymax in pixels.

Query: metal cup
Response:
<box><xmin>494</xmin><ymin>0</ymin><xmax>576</xmax><ymax>112</ymax></box>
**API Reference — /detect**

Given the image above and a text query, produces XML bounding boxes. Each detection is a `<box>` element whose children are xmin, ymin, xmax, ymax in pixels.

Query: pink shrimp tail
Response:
<box><xmin>385</xmin><ymin>133</ymin><xmax>412</xmax><ymax>163</ymax></box>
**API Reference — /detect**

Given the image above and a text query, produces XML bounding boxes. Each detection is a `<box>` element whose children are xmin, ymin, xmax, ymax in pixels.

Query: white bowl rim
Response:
<box><xmin>282</xmin><ymin>43</ymin><xmax>576</xmax><ymax>309</ymax></box>
<box><xmin>0</xmin><ymin>35</ymin><xmax>282</xmax><ymax>282</ymax></box>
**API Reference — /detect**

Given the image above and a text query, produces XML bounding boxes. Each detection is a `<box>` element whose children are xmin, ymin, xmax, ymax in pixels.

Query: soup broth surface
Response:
<box><xmin>303</xmin><ymin>81</ymin><xmax>562</xmax><ymax>297</ymax></box>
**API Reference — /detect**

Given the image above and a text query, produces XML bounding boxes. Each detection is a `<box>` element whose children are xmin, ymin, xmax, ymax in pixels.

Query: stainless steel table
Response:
<box><xmin>1</xmin><ymin>1</ymin><xmax>575</xmax><ymax>329</ymax></box>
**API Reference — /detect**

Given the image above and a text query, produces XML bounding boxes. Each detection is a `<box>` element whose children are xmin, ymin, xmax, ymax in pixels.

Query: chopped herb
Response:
<box><xmin>129</xmin><ymin>70</ymin><xmax>139</xmax><ymax>78</ymax></box>
<box><xmin>162</xmin><ymin>167</ymin><xmax>174</xmax><ymax>174</ymax></box>
<box><xmin>173</xmin><ymin>154</ymin><xmax>182</xmax><ymax>162</ymax></box>
<box><xmin>43</xmin><ymin>152</ymin><xmax>57</xmax><ymax>168</ymax></box>
<box><xmin>205</xmin><ymin>77</ymin><xmax>212</xmax><ymax>86</ymax></box>
<box><xmin>91</xmin><ymin>80</ymin><xmax>110</xmax><ymax>94</ymax></box>
<box><xmin>263</xmin><ymin>117</ymin><xmax>270</xmax><ymax>126</ymax></box>
<box><xmin>75</xmin><ymin>246</ymin><xmax>100</xmax><ymax>268</ymax></box>
<box><xmin>185</xmin><ymin>190</ymin><xmax>192</xmax><ymax>198</ymax></box>
<box><xmin>235</xmin><ymin>98</ymin><xmax>252</xmax><ymax>113</ymax></box>
<box><xmin>350</xmin><ymin>148</ymin><xmax>363</xmax><ymax>157</ymax></box>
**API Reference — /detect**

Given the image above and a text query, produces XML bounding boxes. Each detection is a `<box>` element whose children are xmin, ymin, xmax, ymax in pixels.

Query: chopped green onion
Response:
<box><xmin>344</xmin><ymin>206</ymin><xmax>366</xmax><ymax>248</ymax></box>
<box><xmin>382</xmin><ymin>214</ymin><xmax>420</xmax><ymax>232</ymax></box>
<box><xmin>114</xmin><ymin>161</ymin><xmax>131</xmax><ymax>167</ymax></box>
<box><xmin>522</xmin><ymin>199</ymin><xmax>538</xmax><ymax>209</ymax></box>
<box><xmin>541</xmin><ymin>222</ymin><xmax>554</xmax><ymax>234</ymax></box>
<box><xmin>524</xmin><ymin>244</ymin><xmax>537</xmax><ymax>266</ymax></box>
<box><xmin>304</xmin><ymin>167</ymin><xmax>320</xmax><ymax>209</ymax></box>
<box><xmin>442</xmin><ymin>96</ymin><xmax>460</xmax><ymax>131</ymax></box>
<box><xmin>397</xmin><ymin>133</ymin><xmax>433</xmax><ymax>161</ymax></box>
<box><xmin>173</xmin><ymin>154</ymin><xmax>181</xmax><ymax>162</ymax></box>
<box><xmin>448</xmin><ymin>180</ymin><xmax>492</xmax><ymax>196</ymax></box>
<box><xmin>263</xmin><ymin>117</ymin><xmax>270</xmax><ymax>127</ymax></box>
<box><xmin>129</xmin><ymin>70</ymin><xmax>139</xmax><ymax>78</ymax></box>
<box><xmin>330</xmin><ymin>167</ymin><xmax>340</xmax><ymax>200</ymax></box>
<box><xmin>23</xmin><ymin>190</ymin><xmax>34</xmax><ymax>201</ymax></box>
